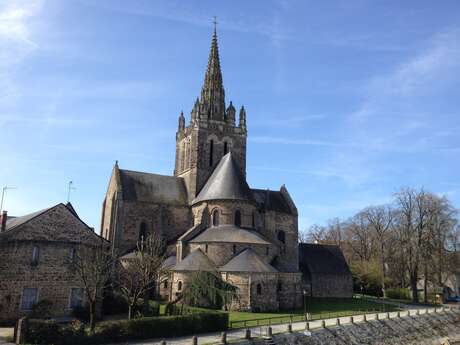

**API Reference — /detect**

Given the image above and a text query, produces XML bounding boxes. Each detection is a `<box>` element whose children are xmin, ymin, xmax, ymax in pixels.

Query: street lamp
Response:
<box><xmin>303</xmin><ymin>289</ymin><xmax>308</xmax><ymax>320</ymax></box>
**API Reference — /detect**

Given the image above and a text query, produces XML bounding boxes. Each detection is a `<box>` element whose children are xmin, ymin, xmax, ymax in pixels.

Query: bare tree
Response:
<box><xmin>363</xmin><ymin>205</ymin><xmax>393</xmax><ymax>298</ymax></box>
<box><xmin>71</xmin><ymin>242</ymin><xmax>114</xmax><ymax>333</ymax></box>
<box><xmin>118</xmin><ymin>232</ymin><xmax>166</xmax><ymax>319</ymax></box>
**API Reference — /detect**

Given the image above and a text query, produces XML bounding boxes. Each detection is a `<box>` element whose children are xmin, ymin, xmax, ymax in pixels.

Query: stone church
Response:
<box><xmin>101</xmin><ymin>29</ymin><xmax>305</xmax><ymax>311</ymax></box>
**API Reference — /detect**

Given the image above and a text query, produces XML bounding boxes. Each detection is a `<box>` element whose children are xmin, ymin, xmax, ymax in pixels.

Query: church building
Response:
<box><xmin>101</xmin><ymin>28</ymin><xmax>304</xmax><ymax>311</ymax></box>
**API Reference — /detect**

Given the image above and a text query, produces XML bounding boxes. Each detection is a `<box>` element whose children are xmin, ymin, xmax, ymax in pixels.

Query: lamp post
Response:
<box><xmin>0</xmin><ymin>185</ymin><xmax>17</xmax><ymax>214</ymax></box>
<box><xmin>360</xmin><ymin>285</ymin><xmax>364</xmax><ymax>311</ymax></box>
<box><xmin>303</xmin><ymin>289</ymin><xmax>307</xmax><ymax>320</ymax></box>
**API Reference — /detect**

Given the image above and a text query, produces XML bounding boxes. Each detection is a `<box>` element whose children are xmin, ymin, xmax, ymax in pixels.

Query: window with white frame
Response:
<box><xmin>21</xmin><ymin>288</ymin><xmax>38</xmax><ymax>310</ymax></box>
<box><xmin>69</xmin><ymin>288</ymin><xmax>84</xmax><ymax>309</ymax></box>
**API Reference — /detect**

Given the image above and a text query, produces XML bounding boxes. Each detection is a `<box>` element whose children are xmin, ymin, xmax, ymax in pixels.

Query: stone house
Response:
<box><xmin>299</xmin><ymin>243</ymin><xmax>353</xmax><ymax>297</ymax></box>
<box><xmin>0</xmin><ymin>203</ymin><xmax>107</xmax><ymax>325</ymax></box>
<box><xmin>101</xmin><ymin>28</ymin><xmax>352</xmax><ymax>311</ymax></box>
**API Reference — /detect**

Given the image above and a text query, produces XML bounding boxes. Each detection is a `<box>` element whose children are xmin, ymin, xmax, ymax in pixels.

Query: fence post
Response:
<box><xmin>305</xmin><ymin>322</ymin><xmax>310</xmax><ymax>330</ymax></box>
<box><xmin>160</xmin><ymin>341</ymin><xmax>167</xmax><ymax>345</ymax></box>
<box><xmin>416</xmin><ymin>309</ymin><xmax>420</xmax><ymax>316</ymax></box>
<box><xmin>397</xmin><ymin>311</ymin><xmax>401</xmax><ymax>318</ymax></box>
<box><xmin>336</xmin><ymin>318</ymin><xmax>340</xmax><ymax>326</ymax></box>
<box><xmin>321</xmin><ymin>320</ymin><xmax>326</xmax><ymax>328</ymax></box>
<box><xmin>267</xmin><ymin>326</ymin><xmax>273</xmax><ymax>337</ymax></box>
<box><xmin>350</xmin><ymin>316</ymin><xmax>354</xmax><ymax>324</ymax></box>
<box><xmin>287</xmin><ymin>324</ymin><xmax>292</xmax><ymax>333</ymax></box>
<box><xmin>245</xmin><ymin>329</ymin><xmax>251</xmax><ymax>340</ymax></box>
<box><xmin>15</xmin><ymin>317</ymin><xmax>28</xmax><ymax>345</ymax></box>
<box><xmin>220</xmin><ymin>332</ymin><xmax>227</xmax><ymax>344</ymax></box>
<box><xmin>191</xmin><ymin>335</ymin><xmax>198</xmax><ymax>345</ymax></box>
<box><xmin>386</xmin><ymin>312</ymin><xmax>390</xmax><ymax>319</ymax></box>
<box><xmin>363</xmin><ymin>314</ymin><xmax>367</xmax><ymax>322</ymax></box>
<box><xmin>376</xmin><ymin>313</ymin><xmax>379</xmax><ymax>320</ymax></box>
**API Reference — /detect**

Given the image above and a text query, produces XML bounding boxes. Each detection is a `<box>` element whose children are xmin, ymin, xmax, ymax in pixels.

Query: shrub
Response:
<box><xmin>26</xmin><ymin>311</ymin><xmax>228</xmax><ymax>345</ymax></box>
<box><xmin>30</xmin><ymin>299</ymin><xmax>53</xmax><ymax>319</ymax></box>
<box><xmin>102</xmin><ymin>292</ymin><xmax>129</xmax><ymax>315</ymax></box>
<box><xmin>72</xmin><ymin>303</ymin><xmax>90</xmax><ymax>322</ymax></box>
<box><xmin>386</xmin><ymin>288</ymin><xmax>411</xmax><ymax>300</ymax></box>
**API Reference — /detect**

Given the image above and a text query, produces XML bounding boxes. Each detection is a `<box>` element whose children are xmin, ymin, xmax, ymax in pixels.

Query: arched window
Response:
<box><xmin>209</xmin><ymin>140</ymin><xmax>214</xmax><ymax>167</ymax></box>
<box><xmin>224</xmin><ymin>142</ymin><xmax>228</xmax><ymax>155</ymax></box>
<box><xmin>232</xmin><ymin>244</ymin><xmax>236</xmax><ymax>254</ymax></box>
<box><xmin>256</xmin><ymin>283</ymin><xmax>262</xmax><ymax>295</ymax></box>
<box><xmin>205</xmin><ymin>244</ymin><xmax>209</xmax><ymax>253</ymax></box>
<box><xmin>212</xmin><ymin>209</ymin><xmax>219</xmax><ymax>227</ymax></box>
<box><xmin>163</xmin><ymin>280</ymin><xmax>168</xmax><ymax>289</ymax></box>
<box><xmin>139</xmin><ymin>222</ymin><xmax>147</xmax><ymax>241</ymax></box>
<box><xmin>277</xmin><ymin>230</ymin><xmax>286</xmax><ymax>244</ymax></box>
<box><xmin>234</xmin><ymin>210</ymin><xmax>241</xmax><ymax>227</ymax></box>
<box><xmin>177</xmin><ymin>281</ymin><xmax>183</xmax><ymax>291</ymax></box>
<box><xmin>277</xmin><ymin>282</ymin><xmax>282</xmax><ymax>292</ymax></box>
<box><xmin>69</xmin><ymin>247</ymin><xmax>76</xmax><ymax>263</ymax></box>
<box><xmin>32</xmin><ymin>246</ymin><xmax>40</xmax><ymax>265</ymax></box>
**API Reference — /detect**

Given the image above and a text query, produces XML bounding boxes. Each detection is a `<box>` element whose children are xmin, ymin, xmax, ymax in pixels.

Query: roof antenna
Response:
<box><xmin>67</xmin><ymin>181</ymin><xmax>76</xmax><ymax>203</ymax></box>
<box><xmin>0</xmin><ymin>185</ymin><xmax>17</xmax><ymax>214</ymax></box>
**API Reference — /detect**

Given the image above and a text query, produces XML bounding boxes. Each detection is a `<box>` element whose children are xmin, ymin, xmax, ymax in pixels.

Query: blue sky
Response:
<box><xmin>1</xmin><ymin>0</ymin><xmax>459</xmax><ymax>231</ymax></box>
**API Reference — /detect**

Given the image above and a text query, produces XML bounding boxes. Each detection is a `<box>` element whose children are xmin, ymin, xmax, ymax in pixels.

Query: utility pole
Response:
<box><xmin>67</xmin><ymin>181</ymin><xmax>76</xmax><ymax>203</ymax></box>
<box><xmin>0</xmin><ymin>185</ymin><xmax>17</xmax><ymax>214</ymax></box>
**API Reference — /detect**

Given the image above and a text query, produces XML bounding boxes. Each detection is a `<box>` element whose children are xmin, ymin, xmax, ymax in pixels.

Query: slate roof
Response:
<box><xmin>172</xmin><ymin>249</ymin><xmax>217</xmax><ymax>272</ymax></box>
<box><xmin>119</xmin><ymin>169</ymin><xmax>188</xmax><ymax>206</ymax></box>
<box><xmin>4</xmin><ymin>207</ymin><xmax>52</xmax><ymax>232</ymax></box>
<box><xmin>251</xmin><ymin>189</ymin><xmax>292</xmax><ymax>214</ymax></box>
<box><xmin>162</xmin><ymin>255</ymin><xmax>177</xmax><ymax>270</ymax></box>
<box><xmin>220</xmin><ymin>248</ymin><xmax>278</xmax><ymax>273</ymax></box>
<box><xmin>298</xmin><ymin>243</ymin><xmax>351</xmax><ymax>275</ymax></box>
<box><xmin>188</xmin><ymin>225</ymin><xmax>271</xmax><ymax>245</ymax></box>
<box><xmin>192</xmin><ymin>152</ymin><xmax>254</xmax><ymax>205</ymax></box>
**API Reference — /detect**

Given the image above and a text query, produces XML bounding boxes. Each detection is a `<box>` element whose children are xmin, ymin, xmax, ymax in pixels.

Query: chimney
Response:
<box><xmin>0</xmin><ymin>210</ymin><xmax>7</xmax><ymax>232</ymax></box>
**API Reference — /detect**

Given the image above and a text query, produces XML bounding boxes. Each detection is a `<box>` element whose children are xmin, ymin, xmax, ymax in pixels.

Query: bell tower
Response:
<box><xmin>174</xmin><ymin>27</ymin><xmax>247</xmax><ymax>203</ymax></box>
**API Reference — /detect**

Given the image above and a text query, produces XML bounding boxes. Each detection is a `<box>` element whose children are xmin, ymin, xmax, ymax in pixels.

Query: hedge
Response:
<box><xmin>25</xmin><ymin>311</ymin><xmax>228</xmax><ymax>345</ymax></box>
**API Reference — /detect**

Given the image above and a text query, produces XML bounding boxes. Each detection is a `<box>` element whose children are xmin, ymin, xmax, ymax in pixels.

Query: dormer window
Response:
<box><xmin>31</xmin><ymin>246</ymin><xmax>40</xmax><ymax>265</ymax></box>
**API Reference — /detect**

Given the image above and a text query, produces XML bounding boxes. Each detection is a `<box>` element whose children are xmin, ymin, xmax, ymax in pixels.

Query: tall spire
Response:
<box><xmin>199</xmin><ymin>24</ymin><xmax>226</xmax><ymax>121</ymax></box>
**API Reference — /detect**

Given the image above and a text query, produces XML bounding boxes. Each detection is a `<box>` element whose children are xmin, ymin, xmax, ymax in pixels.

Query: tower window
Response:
<box><xmin>256</xmin><ymin>283</ymin><xmax>262</xmax><ymax>295</ymax></box>
<box><xmin>212</xmin><ymin>209</ymin><xmax>219</xmax><ymax>227</ymax></box>
<box><xmin>164</xmin><ymin>280</ymin><xmax>168</xmax><ymax>289</ymax></box>
<box><xmin>209</xmin><ymin>140</ymin><xmax>214</xmax><ymax>167</ymax></box>
<box><xmin>224</xmin><ymin>142</ymin><xmax>228</xmax><ymax>155</ymax></box>
<box><xmin>178</xmin><ymin>281</ymin><xmax>183</xmax><ymax>291</ymax></box>
<box><xmin>277</xmin><ymin>230</ymin><xmax>286</xmax><ymax>244</ymax></box>
<box><xmin>233</xmin><ymin>244</ymin><xmax>236</xmax><ymax>254</ymax></box>
<box><xmin>139</xmin><ymin>222</ymin><xmax>147</xmax><ymax>241</ymax></box>
<box><xmin>205</xmin><ymin>244</ymin><xmax>209</xmax><ymax>253</ymax></box>
<box><xmin>234</xmin><ymin>210</ymin><xmax>241</xmax><ymax>227</ymax></box>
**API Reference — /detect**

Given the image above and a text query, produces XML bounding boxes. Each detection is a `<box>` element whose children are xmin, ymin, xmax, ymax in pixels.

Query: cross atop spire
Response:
<box><xmin>213</xmin><ymin>16</ymin><xmax>218</xmax><ymax>33</ymax></box>
<box><xmin>199</xmin><ymin>23</ymin><xmax>226</xmax><ymax>121</ymax></box>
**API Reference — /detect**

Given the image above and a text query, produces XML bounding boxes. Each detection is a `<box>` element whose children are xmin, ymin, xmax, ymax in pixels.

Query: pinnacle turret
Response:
<box><xmin>239</xmin><ymin>105</ymin><xmax>246</xmax><ymax>130</ymax></box>
<box><xmin>178</xmin><ymin>111</ymin><xmax>185</xmax><ymax>131</ymax></box>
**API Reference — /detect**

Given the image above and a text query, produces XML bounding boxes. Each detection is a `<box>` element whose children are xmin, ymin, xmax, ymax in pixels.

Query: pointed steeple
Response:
<box><xmin>239</xmin><ymin>105</ymin><xmax>246</xmax><ymax>130</ymax></box>
<box><xmin>178</xmin><ymin>111</ymin><xmax>185</xmax><ymax>131</ymax></box>
<box><xmin>199</xmin><ymin>28</ymin><xmax>226</xmax><ymax>121</ymax></box>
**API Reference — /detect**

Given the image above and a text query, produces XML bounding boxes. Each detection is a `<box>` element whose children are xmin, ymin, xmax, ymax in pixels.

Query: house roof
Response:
<box><xmin>118</xmin><ymin>169</ymin><xmax>188</xmax><ymax>206</ymax></box>
<box><xmin>192</xmin><ymin>152</ymin><xmax>254</xmax><ymax>205</ymax></box>
<box><xmin>4</xmin><ymin>207</ymin><xmax>52</xmax><ymax>232</ymax></box>
<box><xmin>188</xmin><ymin>225</ymin><xmax>271</xmax><ymax>245</ymax></box>
<box><xmin>220</xmin><ymin>248</ymin><xmax>278</xmax><ymax>273</ymax></box>
<box><xmin>251</xmin><ymin>189</ymin><xmax>293</xmax><ymax>214</ymax></box>
<box><xmin>298</xmin><ymin>243</ymin><xmax>351</xmax><ymax>275</ymax></box>
<box><xmin>0</xmin><ymin>203</ymin><xmax>107</xmax><ymax>244</ymax></box>
<box><xmin>172</xmin><ymin>249</ymin><xmax>217</xmax><ymax>272</ymax></box>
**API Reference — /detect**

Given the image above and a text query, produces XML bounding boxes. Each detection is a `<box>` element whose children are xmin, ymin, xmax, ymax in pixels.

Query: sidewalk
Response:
<box><xmin>0</xmin><ymin>328</ymin><xmax>13</xmax><ymax>345</ymax></box>
<box><xmin>117</xmin><ymin>307</ymin><xmax>454</xmax><ymax>345</ymax></box>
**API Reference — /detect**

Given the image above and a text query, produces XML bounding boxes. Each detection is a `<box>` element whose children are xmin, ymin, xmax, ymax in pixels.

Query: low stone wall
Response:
<box><xmin>245</xmin><ymin>308</ymin><xmax>460</xmax><ymax>345</ymax></box>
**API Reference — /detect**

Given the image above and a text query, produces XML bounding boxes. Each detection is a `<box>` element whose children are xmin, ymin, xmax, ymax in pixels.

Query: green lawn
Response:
<box><xmin>157</xmin><ymin>297</ymin><xmax>398</xmax><ymax>328</ymax></box>
<box><xmin>227</xmin><ymin>297</ymin><xmax>398</xmax><ymax>328</ymax></box>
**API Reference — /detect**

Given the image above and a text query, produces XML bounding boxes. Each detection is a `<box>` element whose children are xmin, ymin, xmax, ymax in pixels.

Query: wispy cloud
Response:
<box><xmin>250</xmin><ymin>136</ymin><xmax>353</xmax><ymax>148</ymax></box>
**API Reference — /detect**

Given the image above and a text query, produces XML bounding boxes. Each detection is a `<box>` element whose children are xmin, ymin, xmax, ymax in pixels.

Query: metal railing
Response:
<box><xmin>229</xmin><ymin>309</ymin><xmax>380</xmax><ymax>329</ymax></box>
